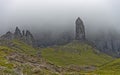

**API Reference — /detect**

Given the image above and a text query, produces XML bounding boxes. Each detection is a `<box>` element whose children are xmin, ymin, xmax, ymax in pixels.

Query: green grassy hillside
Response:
<box><xmin>42</xmin><ymin>41</ymin><xmax>113</xmax><ymax>72</ymax></box>
<box><xmin>94</xmin><ymin>58</ymin><xmax>120</xmax><ymax>75</ymax></box>
<box><xmin>42</xmin><ymin>41</ymin><xmax>113</xmax><ymax>67</ymax></box>
<box><xmin>0</xmin><ymin>40</ymin><xmax>115</xmax><ymax>75</ymax></box>
<box><xmin>0</xmin><ymin>40</ymin><xmax>58</xmax><ymax>75</ymax></box>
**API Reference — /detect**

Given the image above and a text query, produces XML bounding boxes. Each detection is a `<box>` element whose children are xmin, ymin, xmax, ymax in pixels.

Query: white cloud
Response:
<box><xmin>0</xmin><ymin>0</ymin><xmax>120</xmax><ymax>34</ymax></box>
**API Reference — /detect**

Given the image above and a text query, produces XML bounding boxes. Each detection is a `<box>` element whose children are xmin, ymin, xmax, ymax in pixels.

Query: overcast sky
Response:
<box><xmin>0</xmin><ymin>0</ymin><xmax>120</xmax><ymax>35</ymax></box>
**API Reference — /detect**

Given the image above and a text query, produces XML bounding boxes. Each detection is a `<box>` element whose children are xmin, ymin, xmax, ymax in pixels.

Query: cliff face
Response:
<box><xmin>0</xmin><ymin>27</ymin><xmax>35</xmax><ymax>46</ymax></box>
<box><xmin>75</xmin><ymin>17</ymin><xmax>85</xmax><ymax>41</ymax></box>
<box><xmin>92</xmin><ymin>36</ymin><xmax>120</xmax><ymax>57</ymax></box>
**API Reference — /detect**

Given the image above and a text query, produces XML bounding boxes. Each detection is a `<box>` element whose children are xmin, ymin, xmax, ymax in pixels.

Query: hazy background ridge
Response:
<box><xmin>0</xmin><ymin>0</ymin><xmax>120</xmax><ymax>37</ymax></box>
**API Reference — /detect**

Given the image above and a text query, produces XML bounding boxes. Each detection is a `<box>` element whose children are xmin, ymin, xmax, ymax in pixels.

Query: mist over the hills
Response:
<box><xmin>0</xmin><ymin>0</ymin><xmax>120</xmax><ymax>38</ymax></box>
<box><xmin>1</xmin><ymin>0</ymin><xmax>120</xmax><ymax>56</ymax></box>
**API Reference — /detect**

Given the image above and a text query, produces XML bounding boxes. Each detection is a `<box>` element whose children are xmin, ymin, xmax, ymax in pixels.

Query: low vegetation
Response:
<box><xmin>0</xmin><ymin>40</ymin><xmax>119</xmax><ymax>75</ymax></box>
<box><xmin>42</xmin><ymin>41</ymin><xmax>113</xmax><ymax>67</ymax></box>
<box><xmin>93</xmin><ymin>58</ymin><xmax>120</xmax><ymax>75</ymax></box>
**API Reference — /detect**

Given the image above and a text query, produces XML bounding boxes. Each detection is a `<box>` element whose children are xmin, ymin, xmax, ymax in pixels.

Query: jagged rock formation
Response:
<box><xmin>14</xmin><ymin>27</ymin><xmax>22</xmax><ymax>39</ymax></box>
<box><xmin>75</xmin><ymin>17</ymin><xmax>85</xmax><ymax>40</ymax></box>
<box><xmin>0</xmin><ymin>27</ymin><xmax>35</xmax><ymax>46</ymax></box>
<box><xmin>22</xmin><ymin>30</ymin><xmax>25</xmax><ymax>36</ymax></box>
<box><xmin>1</xmin><ymin>31</ymin><xmax>14</xmax><ymax>40</ymax></box>
<box><xmin>24</xmin><ymin>30</ymin><xmax>35</xmax><ymax>45</ymax></box>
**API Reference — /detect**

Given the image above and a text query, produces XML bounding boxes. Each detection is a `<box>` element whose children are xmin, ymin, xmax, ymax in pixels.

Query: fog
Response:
<box><xmin>0</xmin><ymin>0</ymin><xmax>120</xmax><ymax>38</ymax></box>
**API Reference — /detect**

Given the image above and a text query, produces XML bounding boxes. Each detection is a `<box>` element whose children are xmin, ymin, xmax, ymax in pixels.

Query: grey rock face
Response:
<box><xmin>0</xmin><ymin>31</ymin><xmax>14</xmax><ymax>40</ymax></box>
<box><xmin>22</xmin><ymin>30</ymin><xmax>25</xmax><ymax>36</ymax></box>
<box><xmin>75</xmin><ymin>17</ymin><xmax>85</xmax><ymax>40</ymax></box>
<box><xmin>92</xmin><ymin>35</ymin><xmax>120</xmax><ymax>57</ymax></box>
<box><xmin>25</xmin><ymin>30</ymin><xmax>34</xmax><ymax>45</ymax></box>
<box><xmin>0</xmin><ymin>27</ymin><xmax>35</xmax><ymax>46</ymax></box>
<box><xmin>26</xmin><ymin>30</ymin><xmax>34</xmax><ymax>38</ymax></box>
<box><xmin>14</xmin><ymin>27</ymin><xmax>22</xmax><ymax>39</ymax></box>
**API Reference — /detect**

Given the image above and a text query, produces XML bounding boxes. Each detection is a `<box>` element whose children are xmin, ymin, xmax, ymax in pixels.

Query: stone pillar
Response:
<box><xmin>75</xmin><ymin>17</ymin><xmax>85</xmax><ymax>40</ymax></box>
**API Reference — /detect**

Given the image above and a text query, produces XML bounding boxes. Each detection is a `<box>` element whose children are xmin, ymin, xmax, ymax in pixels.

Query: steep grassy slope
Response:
<box><xmin>0</xmin><ymin>40</ymin><xmax>36</xmax><ymax>74</ymax></box>
<box><xmin>0</xmin><ymin>39</ymin><xmax>36</xmax><ymax>55</ymax></box>
<box><xmin>0</xmin><ymin>40</ymin><xmax>115</xmax><ymax>75</ymax></box>
<box><xmin>41</xmin><ymin>41</ymin><xmax>113</xmax><ymax>67</ymax></box>
<box><xmin>0</xmin><ymin>40</ymin><xmax>59</xmax><ymax>75</ymax></box>
<box><xmin>11</xmin><ymin>40</ymin><xmax>37</xmax><ymax>55</ymax></box>
<box><xmin>0</xmin><ymin>46</ymin><xmax>14</xmax><ymax>68</ymax></box>
<box><xmin>94</xmin><ymin>58</ymin><xmax>120</xmax><ymax>75</ymax></box>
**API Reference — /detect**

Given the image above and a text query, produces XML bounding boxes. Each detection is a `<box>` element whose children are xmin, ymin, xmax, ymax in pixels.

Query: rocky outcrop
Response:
<box><xmin>24</xmin><ymin>30</ymin><xmax>35</xmax><ymax>45</ymax></box>
<box><xmin>1</xmin><ymin>31</ymin><xmax>14</xmax><ymax>40</ymax></box>
<box><xmin>0</xmin><ymin>27</ymin><xmax>35</xmax><ymax>46</ymax></box>
<box><xmin>75</xmin><ymin>17</ymin><xmax>85</xmax><ymax>41</ymax></box>
<box><xmin>22</xmin><ymin>30</ymin><xmax>25</xmax><ymax>36</ymax></box>
<box><xmin>14</xmin><ymin>27</ymin><xmax>22</xmax><ymax>39</ymax></box>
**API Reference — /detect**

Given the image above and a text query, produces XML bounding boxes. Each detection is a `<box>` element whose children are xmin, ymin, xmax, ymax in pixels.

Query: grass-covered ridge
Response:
<box><xmin>94</xmin><ymin>58</ymin><xmax>120</xmax><ymax>75</ymax></box>
<box><xmin>11</xmin><ymin>39</ymin><xmax>37</xmax><ymax>55</ymax></box>
<box><xmin>0</xmin><ymin>40</ymin><xmax>63</xmax><ymax>75</ymax></box>
<box><xmin>0</xmin><ymin>46</ymin><xmax>14</xmax><ymax>69</ymax></box>
<box><xmin>0</xmin><ymin>40</ymin><xmax>41</xmax><ymax>75</ymax></box>
<box><xmin>0</xmin><ymin>39</ymin><xmax>117</xmax><ymax>75</ymax></box>
<box><xmin>41</xmin><ymin>41</ymin><xmax>113</xmax><ymax>67</ymax></box>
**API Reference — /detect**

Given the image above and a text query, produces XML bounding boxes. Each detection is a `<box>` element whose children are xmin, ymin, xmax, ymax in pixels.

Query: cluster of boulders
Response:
<box><xmin>0</xmin><ymin>27</ymin><xmax>34</xmax><ymax>46</ymax></box>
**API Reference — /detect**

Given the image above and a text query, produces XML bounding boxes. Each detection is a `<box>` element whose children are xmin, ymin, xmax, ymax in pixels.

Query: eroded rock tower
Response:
<box><xmin>75</xmin><ymin>17</ymin><xmax>85</xmax><ymax>40</ymax></box>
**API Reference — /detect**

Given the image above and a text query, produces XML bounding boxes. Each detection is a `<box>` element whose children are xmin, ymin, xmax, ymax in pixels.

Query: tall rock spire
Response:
<box><xmin>75</xmin><ymin>17</ymin><xmax>85</xmax><ymax>40</ymax></box>
<box><xmin>22</xmin><ymin>30</ymin><xmax>25</xmax><ymax>36</ymax></box>
<box><xmin>14</xmin><ymin>27</ymin><xmax>22</xmax><ymax>39</ymax></box>
<box><xmin>25</xmin><ymin>30</ymin><xmax>35</xmax><ymax>45</ymax></box>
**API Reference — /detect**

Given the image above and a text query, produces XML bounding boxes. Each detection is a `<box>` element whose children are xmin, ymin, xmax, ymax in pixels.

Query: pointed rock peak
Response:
<box><xmin>26</xmin><ymin>30</ymin><xmax>30</xmax><ymax>35</ymax></box>
<box><xmin>75</xmin><ymin>17</ymin><xmax>85</xmax><ymax>40</ymax></box>
<box><xmin>16</xmin><ymin>26</ymin><xmax>18</xmax><ymax>29</ymax></box>
<box><xmin>77</xmin><ymin>17</ymin><xmax>80</xmax><ymax>20</ymax></box>
<box><xmin>14</xmin><ymin>26</ymin><xmax>22</xmax><ymax>38</ymax></box>
<box><xmin>15</xmin><ymin>27</ymin><xmax>20</xmax><ymax>32</ymax></box>
<box><xmin>25</xmin><ymin>30</ymin><xmax>34</xmax><ymax>46</ymax></box>
<box><xmin>26</xmin><ymin>30</ymin><xmax>33</xmax><ymax>37</ymax></box>
<box><xmin>6</xmin><ymin>31</ymin><xmax>12</xmax><ymax>35</ymax></box>
<box><xmin>76</xmin><ymin>17</ymin><xmax>83</xmax><ymax>24</ymax></box>
<box><xmin>15</xmin><ymin>26</ymin><xmax>19</xmax><ymax>30</ymax></box>
<box><xmin>26</xmin><ymin>30</ymin><xmax>30</xmax><ymax>33</ymax></box>
<box><xmin>0</xmin><ymin>31</ymin><xmax>14</xmax><ymax>40</ymax></box>
<box><xmin>22</xmin><ymin>30</ymin><xmax>25</xmax><ymax>36</ymax></box>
